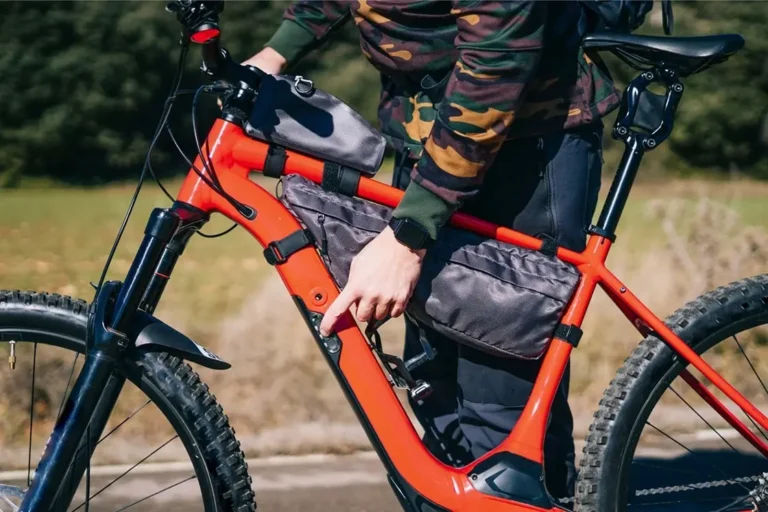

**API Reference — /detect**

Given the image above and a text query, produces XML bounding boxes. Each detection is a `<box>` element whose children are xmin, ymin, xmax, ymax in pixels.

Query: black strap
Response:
<box><xmin>263</xmin><ymin>229</ymin><xmax>313</xmax><ymax>265</ymax></box>
<box><xmin>322</xmin><ymin>161</ymin><xmax>360</xmax><ymax>196</ymax></box>
<box><xmin>553</xmin><ymin>324</ymin><xmax>583</xmax><ymax>348</ymax></box>
<box><xmin>263</xmin><ymin>145</ymin><xmax>287</xmax><ymax>178</ymax></box>
<box><xmin>537</xmin><ymin>235</ymin><xmax>558</xmax><ymax>257</ymax></box>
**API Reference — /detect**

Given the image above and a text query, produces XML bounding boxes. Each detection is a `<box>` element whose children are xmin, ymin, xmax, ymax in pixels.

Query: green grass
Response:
<box><xmin>0</xmin><ymin>181</ymin><xmax>270</xmax><ymax>342</ymax></box>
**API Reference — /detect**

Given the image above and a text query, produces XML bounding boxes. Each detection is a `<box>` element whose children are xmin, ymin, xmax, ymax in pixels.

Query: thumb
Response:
<box><xmin>319</xmin><ymin>288</ymin><xmax>358</xmax><ymax>337</ymax></box>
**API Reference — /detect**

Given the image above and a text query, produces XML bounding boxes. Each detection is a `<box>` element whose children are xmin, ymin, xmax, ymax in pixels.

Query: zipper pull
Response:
<box><xmin>318</xmin><ymin>214</ymin><xmax>329</xmax><ymax>255</ymax></box>
<box><xmin>537</xmin><ymin>136</ymin><xmax>546</xmax><ymax>178</ymax></box>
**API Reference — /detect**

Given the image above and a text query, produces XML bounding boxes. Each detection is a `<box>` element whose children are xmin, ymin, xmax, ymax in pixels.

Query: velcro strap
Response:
<box><xmin>322</xmin><ymin>162</ymin><xmax>360</xmax><ymax>196</ymax></box>
<box><xmin>553</xmin><ymin>324</ymin><xmax>583</xmax><ymax>347</ymax></box>
<box><xmin>263</xmin><ymin>229</ymin><xmax>313</xmax><ymax>265</ymax></box>
<box><xmin>264</xmin><ymin>145</ymin><xmax>287</xmax><ymax>178</ymax></box>
<box><xmin>538</xmin><ymin>236</ymin><xmax>558</xmax><ymax>257</ymax></box>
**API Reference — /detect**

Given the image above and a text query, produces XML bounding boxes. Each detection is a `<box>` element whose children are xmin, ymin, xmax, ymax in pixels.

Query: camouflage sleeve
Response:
<box><xmin>266</xmin><ymin>1</ymin><xmax>351</xmax><ymax>64</ymax></box>
<box><xmin>407</xmin><ymin>1</ymin><xmax>546</xmax><ymax>212</ymax></box>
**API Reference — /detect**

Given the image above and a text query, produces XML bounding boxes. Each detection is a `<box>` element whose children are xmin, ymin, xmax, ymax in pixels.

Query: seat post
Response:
<box><xmin>594</xmin><ymin>135</ymin><xmax>645</xmax><ymax>238</ymax></box>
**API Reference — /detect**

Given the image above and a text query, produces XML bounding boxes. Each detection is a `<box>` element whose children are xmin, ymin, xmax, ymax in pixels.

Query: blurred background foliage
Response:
<box><xmin>0</xmin><ymin>1</ymin><xmax>766</xmax><ymax>187</ymax></box>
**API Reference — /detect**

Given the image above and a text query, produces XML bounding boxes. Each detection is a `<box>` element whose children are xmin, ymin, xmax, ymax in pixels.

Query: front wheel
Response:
<box><xmin>0</xmin><ymin>290</ymin><xmax>255</xmax><ymax>511</ymax></box>
<box><xmin>576</xmin><ymin>275</ymin><xmax>768</xmax><ymax>512</ymax></box>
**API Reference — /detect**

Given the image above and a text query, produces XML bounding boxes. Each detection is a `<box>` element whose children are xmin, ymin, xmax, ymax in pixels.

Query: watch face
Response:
<box><xmin>391</xmin><ymin>217</ymin><xmax>430</xmax><ymax>250</ymax></box>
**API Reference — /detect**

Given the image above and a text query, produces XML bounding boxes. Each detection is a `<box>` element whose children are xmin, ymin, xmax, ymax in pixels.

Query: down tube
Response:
<box><xmin>181</xmin><ymin>172</ymin><xmax>475</xmax><ymax>509</ymax></box>
<box><xmin>599</xmin><ymin>269</ymin><xmax>768</xmax><ymax>433</ymax></box>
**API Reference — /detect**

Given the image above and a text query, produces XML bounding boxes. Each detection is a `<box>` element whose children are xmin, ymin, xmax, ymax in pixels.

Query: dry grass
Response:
<box><xmin>0</xmin><ymin>178</ymin><xmax>766</xmax><ymax>466</ymax></box>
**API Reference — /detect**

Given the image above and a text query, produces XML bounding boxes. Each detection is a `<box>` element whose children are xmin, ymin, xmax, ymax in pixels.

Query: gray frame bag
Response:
<box><xmin>245</xmin><ymin>74</ymin><xmax>386</xmax><ymax>176</ymax></box>
<box><xmin>280</xmin><ymin>174</ymin><xmax>581</xmax><ymax>360</ymax></box>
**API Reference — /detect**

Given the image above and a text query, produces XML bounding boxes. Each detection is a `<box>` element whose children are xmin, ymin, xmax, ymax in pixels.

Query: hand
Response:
<box><xmin>243</xmin><ymin>47</ymin><xmax>287</xmax><ymax>75</ymax></box>
<box><xmin>319</xmin><ymin>227</ymin><xmax>426</xmax><ymax>337</ymax></box>
<box><xmin>219</xmin><ymin>48</ymin><xmax>288</xmax><ymax>109</ymax></box>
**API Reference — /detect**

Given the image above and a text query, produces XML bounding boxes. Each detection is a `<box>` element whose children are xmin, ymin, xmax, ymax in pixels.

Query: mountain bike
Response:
<box><xmin>0</xmin><ymin>2</ymin><xmax>762</xmax><ymax>511</ymax></box>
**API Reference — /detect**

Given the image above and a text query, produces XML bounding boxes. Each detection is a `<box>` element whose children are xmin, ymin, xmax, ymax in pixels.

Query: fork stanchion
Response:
<box><xmin>19</xmin><ymin>284</ymin><xmax>127</xmax><ymax>511</ymax></box>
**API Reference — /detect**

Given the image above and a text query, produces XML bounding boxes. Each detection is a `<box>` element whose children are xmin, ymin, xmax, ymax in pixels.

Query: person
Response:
<box><xmin>246</xmin><ymin>1</ymin><xmax>618</xmax><ymax>498</ymax></box>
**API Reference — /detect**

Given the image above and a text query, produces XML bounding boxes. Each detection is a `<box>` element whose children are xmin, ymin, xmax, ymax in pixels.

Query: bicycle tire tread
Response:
<box><xmin>0</xmin><ymin>289</ymin><xmax>256</xmax><ymax>511</ymax></box>
<box><xmin>575</xmin><ymin>274</ymin><xmax>768</xmax><ymax>511</ymax></box>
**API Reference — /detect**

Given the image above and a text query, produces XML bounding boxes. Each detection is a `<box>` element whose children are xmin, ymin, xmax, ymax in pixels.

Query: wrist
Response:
<box><xmin>392</xmin><ymin>180</ymin><xmax>455</xmax><ymax>240</ymax></box>
<box><xmin>243</xmin><ymin>47</ymin><xmax>287</xmax><ymax>75</ymax></box>
<box><xmin>383</xmin><ymin>227</ymin><xmax>427</xmax><ymax>259</ymax></box>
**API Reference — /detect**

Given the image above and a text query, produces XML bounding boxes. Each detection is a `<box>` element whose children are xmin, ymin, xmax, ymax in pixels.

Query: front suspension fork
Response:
<box><xmin>19</xmin><ymin>202</ymin><xmax>208</xmax><ymax>511</ymax></box>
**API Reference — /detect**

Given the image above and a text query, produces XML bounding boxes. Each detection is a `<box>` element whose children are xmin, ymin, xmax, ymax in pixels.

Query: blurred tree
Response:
<box><xmin>0</xmin><ymin>2</ymin><xmax>180</xmax><ymax>185</ymax></box>
<box><xmin>667</xmin><ymin>2</ymin><xmax>768</xmax><ymax>178</ymax></box>
<box><xmin>0</xmin><ymin>1</ymin><xmax>764</xmax><ymax>186</ymax></box>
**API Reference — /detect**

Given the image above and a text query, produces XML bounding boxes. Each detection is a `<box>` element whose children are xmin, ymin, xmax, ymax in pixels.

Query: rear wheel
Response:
<box><xmin>0</xmin><ymin>290</ymin><xmax>255</xmax><ymax>511</ymax></box>
<box><xmin>576</xmin><ymin>275</ymin><xmax>768</xmax><ymax>511</ymax></box>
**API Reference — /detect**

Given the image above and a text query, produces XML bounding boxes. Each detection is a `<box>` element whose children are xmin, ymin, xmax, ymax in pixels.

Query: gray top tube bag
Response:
<box><xmin>245</xmin><ymin>74</ymin><xmax>386</xmax><ymax>176</ymax></box>
<box><xmin>280</xmin><ymin>174</ymin><xmax>581</xmax><ymax>360</ymax></box>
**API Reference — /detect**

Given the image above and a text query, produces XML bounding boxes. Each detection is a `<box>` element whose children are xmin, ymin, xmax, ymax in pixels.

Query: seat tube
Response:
<box><xmin>594</xmin><ymin>135</ymin><xmax>644</xmax><ymax>237</ymax></box>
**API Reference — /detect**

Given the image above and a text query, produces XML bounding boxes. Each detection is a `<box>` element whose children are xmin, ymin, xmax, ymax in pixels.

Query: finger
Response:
<box><xmin>356</xmin><ymin>296</ymin><xmax>377</xmax><ymax>323</ymax></box>
<box><xmin>319</xmin><ymin>288</ymin><xmax>358</xmax><ymax>336</ymax></box>
<box><xmin>390</xmin><ymin>300</ymin><xmax>406</xmax><ymax>318</ymax></box>
<box><xmin>374</xmin><ymin>300</ymin><xmax>391</xmax><ymax>321</ymax></box>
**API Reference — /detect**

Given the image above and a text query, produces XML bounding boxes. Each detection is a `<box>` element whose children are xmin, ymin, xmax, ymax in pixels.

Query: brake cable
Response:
<box><xmin>94</xmin><ymin>42</ymin><xmax>190</xmax><ymax>297</ymax></box>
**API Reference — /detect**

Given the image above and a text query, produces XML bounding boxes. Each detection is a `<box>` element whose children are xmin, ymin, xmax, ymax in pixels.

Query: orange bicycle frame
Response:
<box><xmin>174</xmin><ymin>119</ymin><xmax>768</xmax><ymax>511</ymax></box>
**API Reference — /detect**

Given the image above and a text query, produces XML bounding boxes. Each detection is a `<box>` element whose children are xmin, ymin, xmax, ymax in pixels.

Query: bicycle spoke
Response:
<box><xmin>669</xmin><ymin>385</ymin><xmax>740</xmax><ymax>454</ymax></box>
<box><xmin>645</xmin><ymin>421</ymin><xmax>753</xmax><ymax>494</ymax></box>
<box><xmin>732</xmin><ymin>334</ymin><xmax>768</xmax><ymax>399</ymax></box>
<box><xmin>633</xmin><ymin>493</ymin><xmax>747</xmax><ymax>508</ymax></box>
<box><xmin>744</xmin><ymin>411</ymin><xmax>768</xmax><ymax>445</ymax></box>
<box><xmin>57</xmin><ymin>353</ymin><xmax>80</xmax><ymax>421</ymax></box>
<box><xmin>97</xmin><ymin>399</ymin><xmax>152</xmax><ymax>445</ymax></box>
<box><xmin>113</xmin><ymin>475</ymin><xmax>197</xmax><ymax>512</ymax></box>
<box><xmin>712</xmin><ymin>493</ymin><xmax>752</xmax><ymax>512</ymax></box>
<box><xmin>70</xmin><ymin>435</ymin><xmax>179</xmax><ymax>511</ymax></box>
<box><xmin>632</xmin><ymin>460</ymin><xmax>714</xmax><ymax>480</ymax></box>
<box><xmin>85</xmin><ymin>426</ymin><xmax>91</xmax><ymax>512</ymax></box>
<box><xmin>27</xmin><ymin>342</ymin><xmax>37</xmax><ymax>487</ymax></box>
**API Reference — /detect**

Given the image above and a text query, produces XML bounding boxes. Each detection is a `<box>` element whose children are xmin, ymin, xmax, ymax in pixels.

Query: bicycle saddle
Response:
<box><xmin>584</xmin><ymin>32</ymin><xmax>745</xmax><ymax>76</ymax></box>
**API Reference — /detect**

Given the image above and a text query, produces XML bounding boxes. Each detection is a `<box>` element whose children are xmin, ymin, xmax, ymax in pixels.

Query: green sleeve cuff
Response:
<box><xmin>392</xmin><ymin>180</ymin><xmax>455</xmax><ymax>240</ymax></box>
<box><xmin>265</xmin><ymin>20</ymin><xmax>318</xmax><ymax>65</ymax></box>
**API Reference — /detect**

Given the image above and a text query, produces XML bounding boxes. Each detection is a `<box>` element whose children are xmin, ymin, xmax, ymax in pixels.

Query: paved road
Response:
<box><xmin>1</xmin><ymin>453</ymin><xmax>399</xmax><ymax>512</ymax></box>
<box><xmin>2</xmin><ymin>446</ymin><xmax>765</xmax><ymax>511</ymax></box>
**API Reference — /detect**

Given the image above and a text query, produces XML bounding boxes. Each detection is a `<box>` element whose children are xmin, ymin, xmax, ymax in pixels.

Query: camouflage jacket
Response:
<box><xmin>267</xmin><ymin>1</ymin><xmax>620</xmax><ymax>233</ymax></box>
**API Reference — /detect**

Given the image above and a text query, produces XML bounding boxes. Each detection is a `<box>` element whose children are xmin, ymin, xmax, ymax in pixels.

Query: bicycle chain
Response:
<box><xmin>557</xmin><ymin>473</ymin><xmax>767</xmax><ymax>508</ymax></box>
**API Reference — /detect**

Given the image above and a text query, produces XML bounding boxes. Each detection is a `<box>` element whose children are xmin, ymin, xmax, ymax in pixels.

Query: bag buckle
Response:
<box><xmin>263</xmin><ymin>241</ymin><xmax>287</xmax><ymax>265</ymax></box>
<box><xmin>263</xmin><ymin>229</ymin><xmax>313</xmax><ymax>266</ymax></box>
<box><xmin>294</xmin><ymin>75</ymin><xmax>315</xmax><ymax>97</ymax></box>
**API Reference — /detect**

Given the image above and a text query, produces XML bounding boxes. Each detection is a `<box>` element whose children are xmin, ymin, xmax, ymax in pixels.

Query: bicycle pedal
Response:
<box><xmin>408</xmin><ymin>380</ymin><xmax>432</xmax><ymax>402</ymax></box>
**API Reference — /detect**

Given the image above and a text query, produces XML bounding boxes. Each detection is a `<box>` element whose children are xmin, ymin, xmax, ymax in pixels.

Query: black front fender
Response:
<box><xmin>129</xmin><ymin>311</ymin><xmax>230</xmax><ymax>370</ymax></box>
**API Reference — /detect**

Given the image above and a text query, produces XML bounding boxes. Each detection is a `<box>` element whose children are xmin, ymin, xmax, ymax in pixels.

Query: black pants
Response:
<box><xmin>393</xmin><ymin>124</ymin><xmax>603</xmax><ymax>499</ymax></box>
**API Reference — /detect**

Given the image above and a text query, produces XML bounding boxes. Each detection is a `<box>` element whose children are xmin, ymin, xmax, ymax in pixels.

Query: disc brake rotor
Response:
<box><xmin>0</xmin><ymin>484</ymin><xmax>24</xmax><ymax>512</ymax></box>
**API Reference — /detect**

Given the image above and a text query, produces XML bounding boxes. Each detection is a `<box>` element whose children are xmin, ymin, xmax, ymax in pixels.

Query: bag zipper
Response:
<box><xmin>318</xmin><ymin>213</ymin><xmax>329</xmax><ymax>256</ymax></box>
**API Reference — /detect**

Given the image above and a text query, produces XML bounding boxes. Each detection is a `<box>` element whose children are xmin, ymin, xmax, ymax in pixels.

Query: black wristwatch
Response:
<box><xmin>388</xmin><ymin>216</ymin><xmax>434</xmax><ymax>251</ymax></box>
